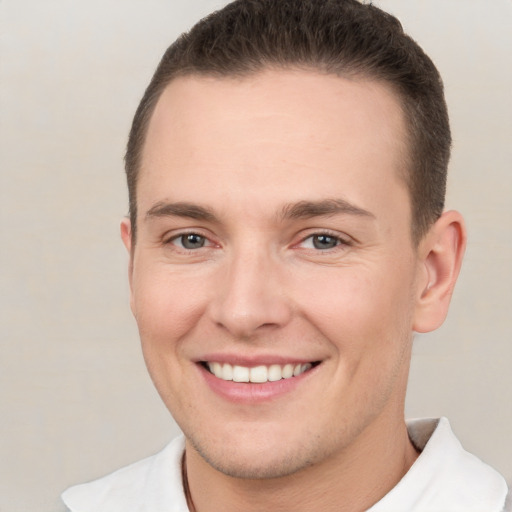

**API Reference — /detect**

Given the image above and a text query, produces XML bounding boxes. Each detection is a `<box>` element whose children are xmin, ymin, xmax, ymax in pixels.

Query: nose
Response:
<box><xmin>208</xmin><ymin>248</ymin><xmax>293</xmax><ymax>338</ymax></box>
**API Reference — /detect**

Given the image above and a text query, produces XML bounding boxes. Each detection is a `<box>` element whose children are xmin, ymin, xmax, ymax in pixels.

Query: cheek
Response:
<box><xmin>131</xmin><ymin>265</ymin><xmax>210</xmax><ymax>348</ymax></box>
<box><xmin>130</xmin><ymin>266</ymin><xmax>212</xmax><ymax>411</ymax></box>
<box><xmin>293</xmin><ymin>263</ymin><xmax>415</xmax><ymax>354</ymax></box>
<box><xmin>296</xmin><ymin>265</ymin><xmax>415</xmax><ymax>415</ymax></box>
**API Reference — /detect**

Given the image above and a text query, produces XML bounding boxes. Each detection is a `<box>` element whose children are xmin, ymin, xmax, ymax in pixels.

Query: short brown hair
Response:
<box><xmin>125</xmin><ymin>0</ymin><xmax>450</xmax><ymax>243</ymax></box>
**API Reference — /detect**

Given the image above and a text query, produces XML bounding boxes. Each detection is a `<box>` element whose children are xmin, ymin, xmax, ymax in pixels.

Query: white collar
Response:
<box><xmin>368</xmin><ymin>417</ymin><xmax>508</xmax><ymax>511</ymax></box>
<box><xmin>62</xmin><ymin>435</ymin><xmax>189</xmax><ymax>512</ymax></box>
<box><xmin>62</xmin><ymin>417</ymin><xmax>508</xmax><ymax>511</ymax></box>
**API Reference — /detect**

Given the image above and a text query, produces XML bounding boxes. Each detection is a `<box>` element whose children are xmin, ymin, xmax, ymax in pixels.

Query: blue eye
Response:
<box><xmin>311</xmin><ymin>234</ymin><xmax>339</xmax><ymax>250</ymax></box>
<box><xmin>299</xmin><ymin>233</ymin><xmax>346</xmax><ymax>250</ymax></box>
<box><xmin>174</xmin><ymin>233</ymin><xmax>207</xmax><ymax>249</ymax></box>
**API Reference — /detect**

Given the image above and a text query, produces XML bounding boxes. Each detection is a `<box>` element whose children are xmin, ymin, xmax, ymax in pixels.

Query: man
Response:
<box><xmin>62</xmin><ymin>0</ymin><xmax>510</xmax><ymax>510</ymax></box>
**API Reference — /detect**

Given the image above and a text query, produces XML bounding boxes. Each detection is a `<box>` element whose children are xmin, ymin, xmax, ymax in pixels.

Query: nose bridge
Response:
<box><xmin>209</xmin><ymin>241</ymin><xmax>292</xmax><ymax>337</ymax></box>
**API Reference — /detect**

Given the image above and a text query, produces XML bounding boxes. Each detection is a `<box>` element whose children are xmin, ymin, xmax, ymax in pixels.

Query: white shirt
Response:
<box><xmin>62</xmin><ymin>417</ymin><xmax>510</xmax><ymax>512</ymax></box>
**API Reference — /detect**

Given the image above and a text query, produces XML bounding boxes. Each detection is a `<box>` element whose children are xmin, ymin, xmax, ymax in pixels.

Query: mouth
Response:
<box><xmin>201</xmin><ymin>361</ymin><xmax>321</xmax><ymax>383</ymax></box>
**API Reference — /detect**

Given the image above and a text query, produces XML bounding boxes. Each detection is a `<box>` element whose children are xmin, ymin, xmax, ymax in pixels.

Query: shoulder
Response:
<box><xmin>61</xmin><ymin>435</ymin><xmax>189</xmax><ymax>512</ymax></box>
<box><xmin>370</xmin><ymin>418</ymin><xmax>509</xmax><ymax>512</ymax></box>
<box><xmin>504</xmin><ymin>486</ymin><xmax>512</xmax><ymax>512</ymax></box>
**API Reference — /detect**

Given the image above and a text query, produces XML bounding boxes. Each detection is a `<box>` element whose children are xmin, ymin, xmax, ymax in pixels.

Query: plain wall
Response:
<box><xmin>1</xmin><ymin>1</ymin><xmax>510</xmax><ymax>510</ymax></box>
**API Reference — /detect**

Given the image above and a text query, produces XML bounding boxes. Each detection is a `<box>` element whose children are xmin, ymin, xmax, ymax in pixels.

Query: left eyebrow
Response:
<box><xmin>145</xmin><ymin>201</ymin><xmax>217</xmax><ymax>222</ymax></box>
<box><xmin>279</xmin><ymin>199</ymin><xmax>375</xmax><ymax>220</ymax></box>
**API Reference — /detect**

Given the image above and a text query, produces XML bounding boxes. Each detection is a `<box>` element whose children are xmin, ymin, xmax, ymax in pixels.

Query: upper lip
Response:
<box><xmin>195</xmin><ymin>353</ymin><xmax>322</xmax><ymax>367</ymax></box>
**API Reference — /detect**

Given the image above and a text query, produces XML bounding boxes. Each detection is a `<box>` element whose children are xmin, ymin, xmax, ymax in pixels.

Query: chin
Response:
<box><xmin>194</xmin><ymin>441</ymin><xmax>315</xmax><ymax>479</ymax></box>
<box><xmin>185</xmin><ymin>423</ymin><xmax>329</xmax><ymax>480</ymax></box>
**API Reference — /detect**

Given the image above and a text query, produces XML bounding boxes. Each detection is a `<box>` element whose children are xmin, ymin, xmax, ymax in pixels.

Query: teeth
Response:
<box><xmin>206</xmin><ymin>362</ymin><xmax>314</xmax><ymax>383</ymax></box>
<box><xmin>250</xmin><ymin>366</ymin><xmax>267</xmax><ymax>383</ymax></box>
<box><xmin>282</xmin><ymin>363</ymin><xmax>294</xmax><ymax>379</ymax></box>
<box><xmin>222</xmin><ymin>363</ymin><xmax>233</xmax><ymax>381</ymax></box>
<box><xmin>211</xmin><ymin>362</ymin><xmax>223</xmax><ymax>378</ymax></box>
<box><xmin>268</xmin><ymin>364</ymin><xmax>282</xmax><ymax>382</ymax></box>
<box><xmin>232</xmin><ymin>365</ymin><xmax>250</xmax><ymax>382</ymax></box>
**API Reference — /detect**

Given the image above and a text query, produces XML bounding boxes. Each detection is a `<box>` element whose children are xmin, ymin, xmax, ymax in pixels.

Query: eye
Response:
<box><xmin>311</xmin><ymin>234</ymin><xmax>339</xmax><ymax>250</ymax></box>
<box><xmin>300</xmin><ymin>233</ymin><xmax>347</xmax><ymax>250</ymax></box>
<box><xmin>171</xmin><ymin>233</ymin><xmax>208</xmax><ymax>250</ymax></box>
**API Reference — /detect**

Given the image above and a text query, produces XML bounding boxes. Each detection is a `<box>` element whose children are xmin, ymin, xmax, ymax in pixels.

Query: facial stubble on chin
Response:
<box><xmin>186</xmin><ymin>433</ymin><xmax>327</xmax><ymax>480</ymax></box>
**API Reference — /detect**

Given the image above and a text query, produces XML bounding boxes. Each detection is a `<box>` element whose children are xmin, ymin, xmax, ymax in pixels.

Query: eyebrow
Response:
<box><xmin>279</xmin><ymin>199</ymin><xmax>375</xmax><ymax>220</ymax></box>
<box><xmin>145</xmin><ymin>201</ymin><xmax>217</xmax><ymax>222</ymax></box>
<box><xmin>144</xmin><ymin>198</ymin><xmax>374</xmax><ymax>223</ymax></box>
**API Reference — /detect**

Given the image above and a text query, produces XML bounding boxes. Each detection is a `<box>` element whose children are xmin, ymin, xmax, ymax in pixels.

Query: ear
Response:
<box><xmin>120</xmin><ymin>218</ymin><xmax>135</xmax><ymax>308</ymax></box>
<box><xmin>413</xmin><ymin>210</ymin><xmax>467</xmax><ymax>333</ymax></box>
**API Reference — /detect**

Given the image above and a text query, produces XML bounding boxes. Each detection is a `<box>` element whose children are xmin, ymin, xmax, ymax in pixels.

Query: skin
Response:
<box><xmin>121</xmin><ymin>69</ymin><xmax>466</xmax><ymax>512</ymax></box>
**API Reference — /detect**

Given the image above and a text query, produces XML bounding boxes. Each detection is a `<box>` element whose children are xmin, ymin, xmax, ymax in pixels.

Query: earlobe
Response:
<box><xmin>413</xmin><ymin>210</ymin><xmax>467</xmax><ymax>333</ymax></box>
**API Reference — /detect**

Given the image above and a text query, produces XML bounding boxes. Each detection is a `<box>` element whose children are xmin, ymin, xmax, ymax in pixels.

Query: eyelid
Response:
<box><xmin>161</xmin><ymin>227</ymin><xmax>353</xmax><ymax>250</ymax></box>
<box><xmin>164</xmin><ymin>228</ymin><xmax>218</xmax><ymax>248</ymax></box>
<box><xmin>295</xmin><ymin>229</ymin><xmax>353</xmax><ymax>249</ymax></box>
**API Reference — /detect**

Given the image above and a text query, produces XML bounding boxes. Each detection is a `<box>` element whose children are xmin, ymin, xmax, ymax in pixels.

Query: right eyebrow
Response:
<box><xmin>144</xmin><ymin>201</ymin><xmax>217</xmax><ymax>222</ymax></box>
<box><xmin>279</xmin><ymin>198</ymin><xmax>375</xmax><ymax>221</ymax></box>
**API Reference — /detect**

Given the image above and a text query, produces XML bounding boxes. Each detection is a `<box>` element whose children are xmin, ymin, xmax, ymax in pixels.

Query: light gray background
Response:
<box><xmin>1</xmin><ymin>1</ymin><xmax>511</xmax><ymax>511</ymax></box>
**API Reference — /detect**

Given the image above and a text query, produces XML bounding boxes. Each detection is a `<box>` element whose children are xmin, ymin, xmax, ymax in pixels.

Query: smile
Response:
<box><xmin>203</xmin><ymin>362</ymin><xmax>317</xmax><ymax>383</ymax></box>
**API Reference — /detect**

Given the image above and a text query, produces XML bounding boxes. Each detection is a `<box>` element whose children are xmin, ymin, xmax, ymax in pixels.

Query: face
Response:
<box><xmin>123</xmin><ymin>69</ymin><xmax>425</xmax><ymax>479</ymax></box>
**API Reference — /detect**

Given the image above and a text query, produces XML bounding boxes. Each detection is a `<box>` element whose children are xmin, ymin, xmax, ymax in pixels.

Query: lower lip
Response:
<box><xmin>198</xmin><ymin>364</ymin><xmax>317</xmax><ymax>403</ymax></box>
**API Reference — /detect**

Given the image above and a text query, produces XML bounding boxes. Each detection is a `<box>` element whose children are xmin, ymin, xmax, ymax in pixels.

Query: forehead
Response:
<box><xmin>139</xmin><ymin>69</ymin><xmax>409</xmax><ymax>221</ymax></box>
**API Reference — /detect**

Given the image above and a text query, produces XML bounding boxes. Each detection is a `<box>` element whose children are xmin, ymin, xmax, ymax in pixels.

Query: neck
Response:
<box><xmin>184</xmin><ymin>414</ymin><xmax>419</xmax><ymax>512</ymax></box>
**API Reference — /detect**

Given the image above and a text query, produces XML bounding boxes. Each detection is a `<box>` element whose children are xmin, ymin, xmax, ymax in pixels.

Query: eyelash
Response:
<box><xmin>166</xmin><ymin>232</ymin><xmax>214</xmax><ymax>251</ymax></box>
<box><xmin>297</xmin><ymin>231</ymin><xmax>352</xmax><ymax>251</ymax></box>
<box><xmin>165</xmin><ymin>230</ymin><xmax>351</xmax><ymax>253</ymax></box>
